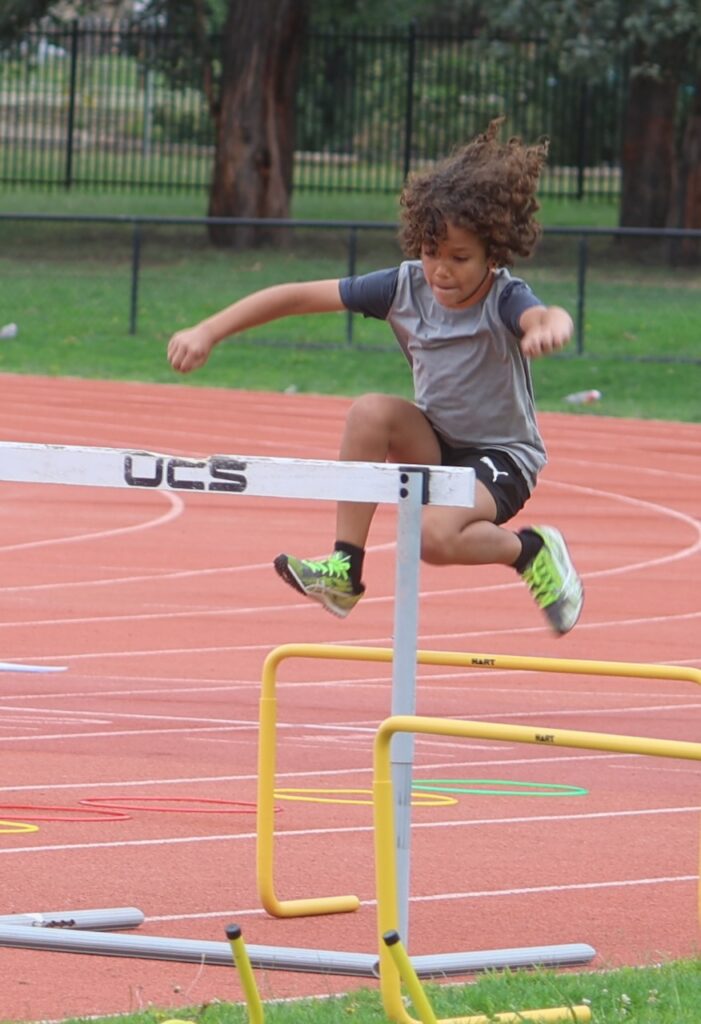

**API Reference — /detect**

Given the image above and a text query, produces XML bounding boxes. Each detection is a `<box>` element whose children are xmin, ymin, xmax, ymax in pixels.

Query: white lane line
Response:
<box><xmin>3</xmin><ymin>605</ymin><xmax>700</xmax><ymax>663</ymax></box>
<box><xmin>5</xmin><ymin>697</ymin><xmax>699</xmax><ymax>725</ymax></box>
<box><xmin>0</xmin><ymin>704</ymin><xmax>264</xmax><ymax>726</ymax></box>
<box><xmin>148</xmin><ymin>873</ymin><xmax>699</xmax><ymax>923</ymax></box>
<box><xmin>0</xmin><ymin>752</ymin><xmax>618</xmax><ymax>793</ymax></box>
<box><xmin>1</xmin><ymin>803</ymin><xmax>699</xmax><ymax>856</ymax></box>
<box><xmin>0</xmin><ymin>662</ymin><xmax>67</xmax><ymax>673</ymax></box>
<box><xmin>0</xmin><ymin>491</ymin><xmax>183</xmax><ymax>554</ymax></box>
<box><xmin>0</xmin><ymin>724</ymin><xmax>258</xmax><ymax>743</ymax></box>
<box><xmin>0</xmin><ymin>714</ymin><xmax>110</xmax><ymax>726</ymax></box>
<box><xmin>0</xmin><ymin>477</ymin><xmax>699</xmax><ymax>606</ymax></box>
<box><xmin>4</xmin><ymin>675</ymin><xmax>701</xmax><ymax>702</ymax></box>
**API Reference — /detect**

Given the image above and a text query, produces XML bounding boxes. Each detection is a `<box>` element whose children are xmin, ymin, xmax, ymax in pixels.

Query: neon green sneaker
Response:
<box><xmin>522</xmin><ymin>526</ymin><xmax>584</xmax><ymax>635</ymax></box>
<box><xmin>273</xmin><ymin>551</ymin><xmax>365</xmax><ymax>618</ymax></box>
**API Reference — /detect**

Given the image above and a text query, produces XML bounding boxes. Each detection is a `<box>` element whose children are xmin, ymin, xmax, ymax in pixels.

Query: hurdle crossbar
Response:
<box><xmin>0</xmin><ymin>441</ymin><xmax>473</xmax><ymax>506</ymax></box>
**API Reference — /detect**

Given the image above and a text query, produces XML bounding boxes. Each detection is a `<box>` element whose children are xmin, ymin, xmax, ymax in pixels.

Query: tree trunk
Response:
<box><xmin>207</xmin><ymin>0</ymin><xmax>308</xmax><ymax>247</ymax></box>
<box><xmin>669</xmin><ymin>78</ymin><xmax>701</xmax><ymax>265</ymax></box>
<box><xmin>619</xmin><ymin>71</ymin><xmax>677</xmax><ymax>230</ymax></box>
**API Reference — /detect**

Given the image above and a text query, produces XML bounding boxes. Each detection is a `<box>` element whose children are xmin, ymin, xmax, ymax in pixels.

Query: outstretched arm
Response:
<box><xmin>167</xmin><ymin>279</ymin><xmax>345</xmax><ymax>373</ymax></box>
<box><xmin>518</xmin><ymin>304</ymin><xmax>573</xmax><ymax>358</ymax></box>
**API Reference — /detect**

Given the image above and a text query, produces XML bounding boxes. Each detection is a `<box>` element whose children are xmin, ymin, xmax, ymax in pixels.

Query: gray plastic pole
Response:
<box><xmin>406</xmin><ymin>942</ymin><xmax>596</xmax><ymax>978</ymax></box>
<box><xmin>0</xmin><ymin>925</ymin><xmax>377</xmax><ymax>975</ymax></box>
<box><xmin>0</xmin><ymin>924</ymin><xmax>594</xmax><ymax>977</ymax></box>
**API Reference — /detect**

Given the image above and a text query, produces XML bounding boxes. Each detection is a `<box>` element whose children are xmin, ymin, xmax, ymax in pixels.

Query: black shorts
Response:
<box><xmin>436</xmin><ymin>438</ymin><xmax>531</xmax><ymax>525</ymax></box>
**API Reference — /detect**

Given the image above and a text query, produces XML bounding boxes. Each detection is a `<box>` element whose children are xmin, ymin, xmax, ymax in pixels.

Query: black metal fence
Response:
<box><xmin>2</xmin><ymin>212</ymin><xmax>699</xmax><ymax>367</ymax></box>
<box><xmin>0</xmin><ymin>19</ymin><xmax>631</xmax><ymax>197</ymax></box>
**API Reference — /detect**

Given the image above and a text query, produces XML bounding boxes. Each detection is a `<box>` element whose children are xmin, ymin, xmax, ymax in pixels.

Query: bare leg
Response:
<box><xmin>278</xmin><ymin>390</ymin><xmax>583</xmax><ymax>632</ymax></box>
<box><xmin>421</xmin><ymin>483</ymin><xmax>522</xmax><ymax>567</ymax></box>
<box><xmin>335</xmin><ymin>394</ymin><xmax>442</xmax><ymax>546</ymax></box>
<box><xmin>335</xmin><ymin>393</ymin><xmax>523</xmax><ymax>567</ymax></box>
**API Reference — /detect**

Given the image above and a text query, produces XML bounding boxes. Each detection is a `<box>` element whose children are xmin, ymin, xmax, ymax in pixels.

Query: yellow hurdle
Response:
<box><xmin>373</xmin><ymin>714</ymin><xmax>701</xmax><ymax>1024</ymax></box>
<box><xmin>383</xmin><ymin>930</ymin><xmax>588</xmax><ymax>1024</ymax></box>
<box><xmin>225</xmin><ymin>924</ymin><xmax>265</xmax><ymax>1024</ymax></box>
<box><xmin>257</xmin><ymin>642</ymin><xmax>701</xmax><ymax>918</ymax></box>
<box><xmin>252</xmin><ymin>643</ymin><xmax>701</xmax><ymax>1020</ymax></box>
<box><xmin>383</xmin><ymin>931</ymin><xmax>439</xmax><ymax>1024</ymax></box>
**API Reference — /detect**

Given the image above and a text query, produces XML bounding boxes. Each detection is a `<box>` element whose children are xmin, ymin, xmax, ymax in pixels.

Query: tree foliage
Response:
<box><xmin>0</xmin><ymin>0</ymin><xmax>56</xmax><ymax>40</ymax></box>
<box><xmin>3</xmin><ymin>0</ymin><xmax>700</xmax><ymax>249</ymax></box>
<box><xmin>490</xmin><ymin>0</ymin><xmax>699</xmax><ymax>75</ymax></box>
<box><xmin>489</xmin><ymin>0</ymin><xmax>700</xmax><ymax>245</ymax></box>
<box><xmin>314</xmin><ymin>0</ymin><xmax>487</xmax><ymax>31</ymax></box>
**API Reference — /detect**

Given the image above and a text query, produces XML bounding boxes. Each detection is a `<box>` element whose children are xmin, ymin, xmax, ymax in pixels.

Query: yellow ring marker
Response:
<box><xmin>0</xmin><ymin>820</ymin><xmax>39</xmax><ymax>835</ymax></box>
<box><xmin>274</xmin><ymin>787</ymin><xmax>456</xmax><ymax>807</ymax></box>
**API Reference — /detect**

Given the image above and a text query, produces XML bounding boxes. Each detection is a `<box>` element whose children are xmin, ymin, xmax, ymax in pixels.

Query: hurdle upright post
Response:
<box><xmin>390</xmin><ymin>467</ymin><xmax>428</xmax><ymax>941</ymax></box>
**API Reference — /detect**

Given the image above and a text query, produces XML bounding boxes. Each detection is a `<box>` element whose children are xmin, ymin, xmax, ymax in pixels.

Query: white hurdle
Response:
<box><xmin>0</xmin><ymin>440</ymin><xmax>474</xmax><ymax>944</ymax></box>
<box><xmin>0</xmin><ymin>441</ymin><xmax>593</xmax><ymax>976</ymax></box>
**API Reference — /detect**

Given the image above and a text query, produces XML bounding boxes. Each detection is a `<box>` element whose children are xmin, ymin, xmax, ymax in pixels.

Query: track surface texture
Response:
<box><xmin>0</xmin><ymin>373</ymin><xmax>699</xmax><ymax>1021</ymax></box>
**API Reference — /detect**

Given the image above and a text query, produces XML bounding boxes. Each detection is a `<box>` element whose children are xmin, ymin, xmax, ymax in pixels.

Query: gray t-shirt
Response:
<box><xmin>339</xmin><ymin>262</ymin><xmax>547</xmax><ymax>489</ymax></box>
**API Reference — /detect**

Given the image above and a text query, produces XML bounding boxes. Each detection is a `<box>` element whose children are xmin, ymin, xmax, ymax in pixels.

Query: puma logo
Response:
<box><xmin>480</xmin><ymin>456</ymin><xmax>509</xmax><ymax>483</ymax></box>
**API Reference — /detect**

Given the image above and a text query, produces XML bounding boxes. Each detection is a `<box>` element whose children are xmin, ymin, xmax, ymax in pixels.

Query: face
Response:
<box><xmin>420</xmin><ymin>222</ymin><xmax>491</xmax><ymax>308</ymax></box>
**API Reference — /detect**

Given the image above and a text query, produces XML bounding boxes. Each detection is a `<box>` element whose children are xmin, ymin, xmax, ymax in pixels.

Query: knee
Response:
<box><xmin>346</xmin><ymin>393</ymin><xmax>393</xmax><ymax>431</ymax></box>
<box><xmin>420</xmin><ymin>522</ymin><xmax>453</xmax><ymax>565</ymax></box>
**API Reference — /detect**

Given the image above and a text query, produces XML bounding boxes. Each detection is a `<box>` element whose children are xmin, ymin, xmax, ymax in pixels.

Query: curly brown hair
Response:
<box><xmin>398</xmin><ymin>117</ymin><xmax>549</xmax><ymax>267</ymax></box>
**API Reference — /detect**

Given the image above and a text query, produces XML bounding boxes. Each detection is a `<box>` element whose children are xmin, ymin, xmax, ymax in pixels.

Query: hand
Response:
<box><xmin>519</xmin><ymin>306</ymin><xmax>573</xmax><ymax>358</ymax></box>
<box><xmin>520</xmin><ymin>324</ymin><xmax>569</xmax><ymax>357</ymax></box>
<box><xmin>167</xmin><ymin>325</ymin><xmax>215</xmax><ymax>374</ymax></box>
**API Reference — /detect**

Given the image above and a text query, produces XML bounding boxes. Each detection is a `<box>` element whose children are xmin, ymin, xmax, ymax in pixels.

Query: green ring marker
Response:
<box><xmin>412</xmin><ymin>778</ymin><xmax>588</xmax><ymax>797</ymax></box>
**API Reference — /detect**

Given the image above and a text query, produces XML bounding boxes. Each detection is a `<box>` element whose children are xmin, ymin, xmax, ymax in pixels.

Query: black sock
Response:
<box><xmin>512</xmin><ymin>528</ymin><xmax>544</xmax><ymax>574</ymax></box>
<box><xmin>334</xmin><ymin>540</ymin><xmax>365</xmax><ymax>591</ymax></box>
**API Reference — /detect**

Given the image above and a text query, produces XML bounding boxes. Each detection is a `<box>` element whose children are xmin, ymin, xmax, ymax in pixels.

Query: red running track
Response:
<box><xmin>0</xmin><ymin>373</ymin><xmax>700</xmax><ymax>1021</ymax></box>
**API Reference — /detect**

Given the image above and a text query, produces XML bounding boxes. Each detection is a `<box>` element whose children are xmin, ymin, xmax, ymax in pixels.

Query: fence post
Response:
<box><xmin>576</xmin><ymin>79</ymin><xmax>589</xmax><ymax>201</ymax></box>
<box><xmin>129</xmin><ymin>223</ymin><xmax>142</xmax><ymax>336</ymax></box>
<box><xmin>576</xmin><ymin>234</ymin><xmax>588</xmax><ymax>354</ymax></box>
<box><xmin>402</xmin><ymin>22</ymin><xmax>417</xmax><ymax>183</ymax></box>
<box><xmin>64</xmin><ymin>20</ymin><xmax>79</xmax><ymax>191</ymax></box>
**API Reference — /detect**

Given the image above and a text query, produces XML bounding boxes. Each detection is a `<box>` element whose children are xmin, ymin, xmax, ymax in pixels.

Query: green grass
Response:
<box><xmin>24</xmin><ymin>957</ymin><xmax>700</xmax><ymax>1024</ymax></box>
<box><xmin>0</xmin><ymin>193</ymin><xmax>698</xmax><ymax>421</ymax></box>
<box><xmin>0</xmin><ymin>184</ymin><xmax>618</xmax><ymax>225</ymax></box>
